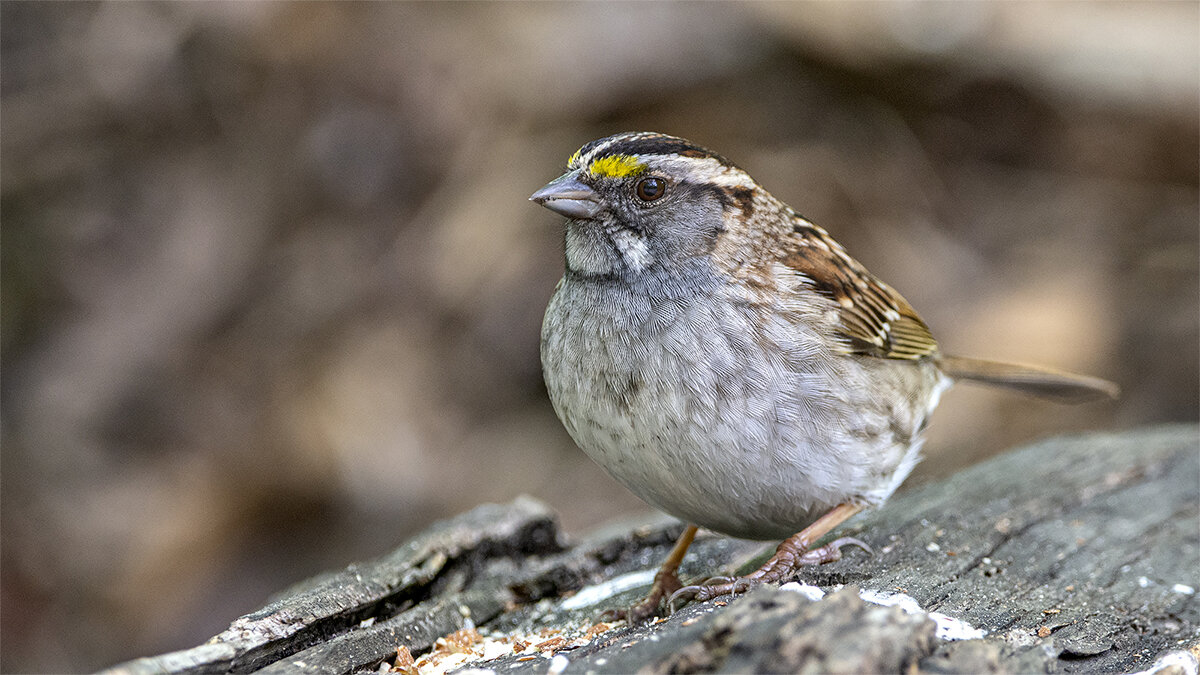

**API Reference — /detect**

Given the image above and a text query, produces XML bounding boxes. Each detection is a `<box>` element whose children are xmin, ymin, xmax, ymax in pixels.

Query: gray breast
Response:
<box><xmin>540</xmin><ymin>273</ymin><xmax>944</xmax><ymax>540</ymax></box>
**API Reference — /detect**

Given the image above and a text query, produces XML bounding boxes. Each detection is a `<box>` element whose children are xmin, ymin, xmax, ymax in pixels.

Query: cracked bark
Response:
<box><xmin>103</xmin><ymin>425</ymin><xmax>1199</xmax><ymax>674</ymax></box>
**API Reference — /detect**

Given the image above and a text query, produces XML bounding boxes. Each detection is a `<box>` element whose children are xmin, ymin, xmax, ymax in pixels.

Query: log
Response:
<box><xmin>103</xmin><ymin>425</ymin><xmax>1200</xmax><ymax>674</ymax></box>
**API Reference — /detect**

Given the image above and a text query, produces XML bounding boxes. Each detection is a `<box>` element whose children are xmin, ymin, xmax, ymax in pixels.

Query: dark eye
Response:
<box><xmin>635</xmin><ymin>176</ymin><xmax>667</xmax><ymax>202</ymax></box>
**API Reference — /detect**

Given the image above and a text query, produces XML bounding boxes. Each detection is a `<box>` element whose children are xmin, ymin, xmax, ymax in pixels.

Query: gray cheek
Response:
<box><xmin>564</xmin><ymin>222</ymin><xmax>620</xmax><ymax>275</ymax></box>
<box><xmin>642</xmin><ymin>200</ymin><xmax>724</xmax><ymax>262</ymax></box>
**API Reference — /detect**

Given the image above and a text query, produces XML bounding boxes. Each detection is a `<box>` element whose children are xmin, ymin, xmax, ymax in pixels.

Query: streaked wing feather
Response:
<box><xmin>781</xmin><ymin>216</ymin><xmax>938</xmax><ymax>361</ymax></box>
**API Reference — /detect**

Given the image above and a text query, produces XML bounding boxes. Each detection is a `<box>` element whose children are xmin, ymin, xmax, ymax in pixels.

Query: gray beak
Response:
<box><xmin>530</xmin><ymin>173</ymin><xmax>602</xmax><ymax>220</ymax></box>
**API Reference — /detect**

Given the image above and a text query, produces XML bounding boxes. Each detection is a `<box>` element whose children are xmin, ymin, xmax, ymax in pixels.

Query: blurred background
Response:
<box><xmin>1</xmin><ymin>2</ymin><xmax>1196</xmax><ymax>671</ymax></box>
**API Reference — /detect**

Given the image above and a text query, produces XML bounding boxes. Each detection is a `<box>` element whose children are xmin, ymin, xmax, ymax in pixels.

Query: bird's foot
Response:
<box><xmin>668</xmin><ymin>536</ymin><xmax>871</xmax><ymax>609</ymax></box>
<box><xmin>599</xmin><ymin>566</ymin><xmax>683</xmax><ymax>623</ymax></box>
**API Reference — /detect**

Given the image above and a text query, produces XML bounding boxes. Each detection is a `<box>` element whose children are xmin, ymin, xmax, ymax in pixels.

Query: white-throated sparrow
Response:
<box><xmin>532</xmin><ymin>132</ymin><xmax>1118</xmax><ymax>621</ymax></box>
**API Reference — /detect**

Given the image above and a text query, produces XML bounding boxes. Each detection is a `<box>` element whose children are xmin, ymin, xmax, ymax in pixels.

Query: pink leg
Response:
<box><xmin>670</xmin><ymin>503</ymin><xmax>869</xmax><ymax>607</ymax></box>
<box><xmin>602</xmin><ymin>524</ymin><xmax>698</xmax><ymax>622</ymax></box>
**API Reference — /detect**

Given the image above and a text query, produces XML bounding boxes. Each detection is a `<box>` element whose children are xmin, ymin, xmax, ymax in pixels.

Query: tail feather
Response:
<box><xmin>937</xmin><ymin>355</ymin><xmax>1119</xmax><ymax>402</ymax></box>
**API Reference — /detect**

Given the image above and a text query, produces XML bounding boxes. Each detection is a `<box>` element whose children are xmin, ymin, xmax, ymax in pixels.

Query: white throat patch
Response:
<box><xmin>609</xmin><ymin>227</ymin><xmax>654</xmax><ymax>272</ymax></box>
<box><xmin>564</xmin><ymin>225</ymin><xmax>655</xmax><ymax>275</ymax></box>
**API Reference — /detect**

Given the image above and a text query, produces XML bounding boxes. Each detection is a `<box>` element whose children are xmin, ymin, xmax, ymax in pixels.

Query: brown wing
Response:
<box><xmin>781</xmin><ymin>216</ymin><xmax>938</xmax><ymax>361</ymax></box>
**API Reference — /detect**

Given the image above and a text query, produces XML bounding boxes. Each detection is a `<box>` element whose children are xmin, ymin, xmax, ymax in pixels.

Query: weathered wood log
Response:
<box><xmin>104</xmin><ymin>425</ymin><xmax>1199</xmax><ymax>674</ymax></box>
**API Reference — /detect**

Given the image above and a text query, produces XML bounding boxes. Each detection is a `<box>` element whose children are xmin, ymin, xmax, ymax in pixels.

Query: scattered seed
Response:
<box><xmin>534</xmin><ymin>637</ymin><xmax>567</xmax><ymax>653</ymax></box>
<box><xmin>437</xmin><ymin>627</ymin><xmax>482</xmax><ymax>653</ymax></box>
<box><xmin>394</xmin><ymin>646</ymin><xmax>415</xmax><ymax>669</ymax></box>
<box><xmin>584</xmin><ymin>622</ymin><xmax>613</xmax><ymax>638</ymax></box>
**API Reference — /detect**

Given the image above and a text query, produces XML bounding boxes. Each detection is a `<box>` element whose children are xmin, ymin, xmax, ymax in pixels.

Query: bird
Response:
<box><xmin>532</xmin><ymin>131</ymin><xmax>1118</xmax><ymax>621</ymax></box>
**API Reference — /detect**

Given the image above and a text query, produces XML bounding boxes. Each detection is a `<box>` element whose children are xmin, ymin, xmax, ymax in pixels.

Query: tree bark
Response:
<box><xmin>103</xmin><ymin>425</ymin><xmax>1200</xmax><ymax>674</ymax></box>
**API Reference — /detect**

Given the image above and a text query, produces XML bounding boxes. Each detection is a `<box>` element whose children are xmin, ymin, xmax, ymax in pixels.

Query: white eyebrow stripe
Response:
<box><xmin>573</xmin><ymin>142</ymin><xmax>758</xmax><ymax>192</ymax></box>
<box><xmin>575</xmin><ymin>132</ymin><xmax>670</xmax><ymax>168</ymax></box>
<box><xmin>645</xmin><ymin>156</ymin><xmax>757</xmax><ymax>189</ymax></box>
<box><xmin>576</xmin><ymin>136</ymin><xmax>631</xmax><ymax>167</ymax></box>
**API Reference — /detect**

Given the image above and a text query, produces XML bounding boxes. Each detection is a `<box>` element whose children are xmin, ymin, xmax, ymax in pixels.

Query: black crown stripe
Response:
<box><xmin>586</xmin><ymin>133</ymin><xmax>735</xmax><ymax>168</ymax></box>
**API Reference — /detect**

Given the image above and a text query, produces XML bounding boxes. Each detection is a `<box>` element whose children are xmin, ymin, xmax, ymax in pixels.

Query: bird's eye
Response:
<box><xmin>635</xmin><ymin>176</ymin><xmax>667</xmax><ymax>202</ymax></box>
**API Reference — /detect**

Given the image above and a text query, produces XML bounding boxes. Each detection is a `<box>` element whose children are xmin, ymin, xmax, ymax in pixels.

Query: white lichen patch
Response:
<box><xmin>388</xmin><ymin>618</ymin><xmax>620</xmax><ymax>674</ymax></box>
<box><xmin>778</xmin><ymin>582</ymin><xmax>826</xmax><ymax>602</ymax></box>
<box><xmin>779</xmin><ymin>584</ymin><xmax>986</xmax><ymax>641</ymax></box>
<box><xmin>1127</xmin><ymin>649</ymin><xmax>1200</xmax><ymax>675</ymax></box>
<box><xmin>857</xmin><ymin>589</ymin><xmax>986</xmax><ymax>641</ymax></box>
<box><xmin>547</xmin><ymin>653</ymin><xmax>570</xmax><ymax>674</ymax></box>
<box><xmin>560</xmin><ymin>569</ymin><xmax>656</xmax><ymax>610</ymax></box>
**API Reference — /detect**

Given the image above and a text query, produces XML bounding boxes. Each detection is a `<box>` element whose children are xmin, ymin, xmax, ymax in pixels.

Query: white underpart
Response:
<box><xmin>865</xmin><ymin>373</ymin><xmax>952</xmax><ymax>505</ymax></box>
<box><xmin>542</xmin><ymin>263</ymin><xmax>947</xmax><ymax>539</ymax></box>
<box><xmin>781</xmin><ymin>583</ymin><xmax>987</xmax><ymax>641</ymax></box>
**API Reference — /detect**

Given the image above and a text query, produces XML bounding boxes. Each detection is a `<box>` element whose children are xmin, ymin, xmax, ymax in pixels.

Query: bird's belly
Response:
<box><xmin>548</xmin><ymin>362</ymin><xmax>853</xmax><ymax>540</ymax></box>
<box><xmin>541</xmin><ymin>282</ymin><xmax>939</xmax><ymax>540</ymax></box>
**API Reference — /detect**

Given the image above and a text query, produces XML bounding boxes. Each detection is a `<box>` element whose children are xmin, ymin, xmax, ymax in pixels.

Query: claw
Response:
<box><xmin>667</xmin><ymin>584</ymin><xmax>704</xmax><ymax>612</ymax></box>
<box><xmin>834</xmin><ymin>536</ymin><xmax>872</xmax><ymax>554</ymax></box>
<box><xmin>600</xmin><ymin>596</ymin><xmax>661</xmax><ymax>624</ymax></box>
<box><xmin>795</xmin><ymin>536</ymin><xmax>873</xmax><ymax>565</ymax></box>
<box><xmin>601</xmin><ymin>524</ymin><xmax>698</xmax><ymax>622</ymax></box>
<box><xmin>668</xmin><ymin>536</ymin><xmax>872</xmax><ymax>611</ymax></box>
<box><xmin>668</xmin><ymin>576</ymin><xmax>756</xmax><ymax>611</ymax></box>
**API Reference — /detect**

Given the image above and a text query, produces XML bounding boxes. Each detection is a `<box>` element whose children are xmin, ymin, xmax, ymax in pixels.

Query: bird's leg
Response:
<box><xmin>670</xmin><ymin>503</ymin><xmax>868</xmax><ymax>607</ymax></box>
<box><xmin>602</xmin><ymin>524</ymin><xmax>698</xmax><ymax>622</ymax></box>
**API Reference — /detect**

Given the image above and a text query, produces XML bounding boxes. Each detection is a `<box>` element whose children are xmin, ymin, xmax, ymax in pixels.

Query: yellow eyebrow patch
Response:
<box><xmin>567</xmin><ymin>149</ymin><xmax>582</xmax><ymax>167</ymax></box>
<box><xmin>588</xmin><ymin>154</ymin><xmax>646</xmax><ymax>178</ymax></box>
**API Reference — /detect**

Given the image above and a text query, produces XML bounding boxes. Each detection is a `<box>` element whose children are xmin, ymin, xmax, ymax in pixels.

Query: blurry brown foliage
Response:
<box><xmin>1</xmin><ymin>2</ymin><xmax>1196</xmax><ymax>672</ymax></box>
